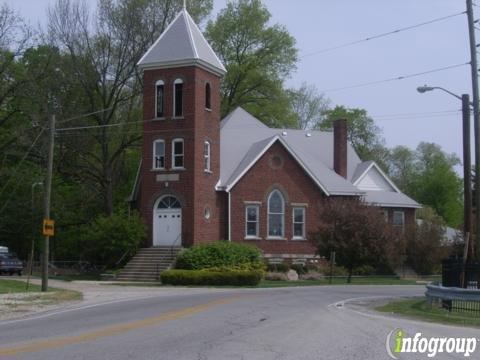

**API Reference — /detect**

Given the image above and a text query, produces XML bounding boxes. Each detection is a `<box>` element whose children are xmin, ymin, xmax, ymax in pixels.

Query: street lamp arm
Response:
<box><xmin>417</xmin><ymin>85</ymin><xmax>474</xmax><ymax>106</ymax></box>
<box><xmin>431</xmin><ymin>86</ymin><xmax>464</xmax><ymax>102</ymax></box>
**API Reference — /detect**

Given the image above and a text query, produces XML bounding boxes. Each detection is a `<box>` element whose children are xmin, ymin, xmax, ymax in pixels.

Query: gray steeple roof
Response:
<box><xmin>137</xmin><ymin>9</ymin><xmax>226</xmax><ymax>76</ymax></box>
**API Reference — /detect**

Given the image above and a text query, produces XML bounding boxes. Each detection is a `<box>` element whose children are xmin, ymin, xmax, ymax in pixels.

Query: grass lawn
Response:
<box><xmin>376</xmin><ymin>298</ymin><xmax>480</xmax><ymax>327</ymax></box>
<box><xmin>0</xmin><ymin>279</ymin><xmax>82</xmax><ymax>302</ymax></box>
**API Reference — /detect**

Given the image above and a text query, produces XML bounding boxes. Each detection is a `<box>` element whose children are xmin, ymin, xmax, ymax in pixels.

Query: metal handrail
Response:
<box><xmin>170</xmin><ymin>233</ymin><xmax>182</xmax><ymax>258</ymax></box>
<box><xmin>115</xmin><ymin>249</ymin><xmax>131</xmax><ymax>268</ymax></box>
<box><xmin>426</xmin><ymin>283</ymin><xmax>480</xmax><ymax>302</ymax></box>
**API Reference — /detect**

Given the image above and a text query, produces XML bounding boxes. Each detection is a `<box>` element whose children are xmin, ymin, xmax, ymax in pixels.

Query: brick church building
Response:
<box><xmin>130</xmin><ymin>8</ymin><xmax>420</xmax><ymax>262</ymax></box>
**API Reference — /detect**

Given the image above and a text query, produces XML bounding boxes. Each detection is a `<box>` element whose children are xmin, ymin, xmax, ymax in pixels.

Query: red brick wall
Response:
<box><xmin>229</xmin><ymin>141</ymin><xmax>323</xmax><ymax>255</ymax></box>
<box><xmin>138</xmin><ymin>65</ymin><xmax>222</xmax><ymax>247</ymax></box>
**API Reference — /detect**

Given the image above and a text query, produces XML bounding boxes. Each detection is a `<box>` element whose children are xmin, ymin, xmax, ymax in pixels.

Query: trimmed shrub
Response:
<box><xmin>175</xmin><ymin>241</ymin><xmax>263</xmax><ymax>270</ymax></box>
<box><xmin>160</xmin><ymin>269</ymin><xmax>263</xmax><ymax>286</ymax></box>
<box><xmin>266</xmin><ymin>262</ymin><xmax>290</xmax><ymax>273</ymax></box>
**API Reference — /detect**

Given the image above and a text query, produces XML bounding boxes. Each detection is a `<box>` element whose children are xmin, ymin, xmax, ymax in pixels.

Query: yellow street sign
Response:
<box><xmin>43</xmin><ymin>219</ymin><xmax>54</xmax><ymax>236</ymax></box>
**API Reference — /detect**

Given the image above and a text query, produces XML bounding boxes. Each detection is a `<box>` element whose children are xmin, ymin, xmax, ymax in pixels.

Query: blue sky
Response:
<box><xmin>4</xmin><ymin>0</ymin><xmax>474</xmax><ymax>168</ymax></box>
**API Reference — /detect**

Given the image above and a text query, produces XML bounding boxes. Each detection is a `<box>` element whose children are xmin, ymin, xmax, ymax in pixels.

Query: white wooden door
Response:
<box><xmin>153</xmin><ymin>196</ymin><xmax>182</xmax><ymax>246</ymax></box>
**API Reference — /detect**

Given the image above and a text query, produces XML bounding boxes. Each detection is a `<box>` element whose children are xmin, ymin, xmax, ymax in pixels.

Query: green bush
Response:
<box><xmin>318</xmin><ymin>264</ymin><xmax>348</xmax><ymax>276</ymax></box>
<box><xmin>160</xmin><ymin>269</ymin><xmax>263</xmax><ymax>286</ymax></box>
<box><xmin>352</xmin><ymin>265</ymin><xmax>375</xmax><ymax>276</ymax></box>
<box><xmin>266</xmin><ymin>262</ymin><xmax>290</xmax><ymax>273</ymax></box>
<box><xmin>79</xmin><ymin>210</ymin><xmax>146</xmax><ymax>268</ymax></box>
<box><xmin>175</xmin><ymin>241</ymin><xmax>263</xmax><ymax>270</ymax></box>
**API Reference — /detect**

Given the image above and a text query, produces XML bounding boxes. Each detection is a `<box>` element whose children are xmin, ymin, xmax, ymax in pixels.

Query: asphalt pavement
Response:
<box><xmin>0</xmin><ymin>285</ymin><xmax>479</xmax><ymax>360</ymax></box>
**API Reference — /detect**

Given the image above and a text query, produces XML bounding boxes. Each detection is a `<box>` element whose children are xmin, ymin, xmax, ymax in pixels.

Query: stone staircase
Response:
<box><xmin>116</xmin><ymin>247</ymin><xmax>182</xmax><ymax>282</ymax></box>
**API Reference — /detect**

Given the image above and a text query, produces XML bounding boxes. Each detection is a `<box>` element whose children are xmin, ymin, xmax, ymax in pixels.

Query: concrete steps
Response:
<box><xmin>117</xmin><ymin>247</ymin><xmax>182</xmax><ymax>282</ymax></box>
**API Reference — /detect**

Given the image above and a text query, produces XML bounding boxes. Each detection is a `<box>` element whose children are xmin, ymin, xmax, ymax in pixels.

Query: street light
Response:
<box><xmin>417</xmin><ymin>85</ymin><xmax>473</xmax><ymax>260</ymax></box>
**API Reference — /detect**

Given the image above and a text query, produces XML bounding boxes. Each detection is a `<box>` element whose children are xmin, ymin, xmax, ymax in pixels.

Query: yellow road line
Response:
<box><xmin>0</xmin><ymin>296</ymin><xmax>240</xmax><ymax>357</ymax></box>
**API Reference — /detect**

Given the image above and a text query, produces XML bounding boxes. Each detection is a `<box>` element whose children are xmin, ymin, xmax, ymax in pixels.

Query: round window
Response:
<box><xmin>269</xmin><ymin>155</ymin><xmax>283</xmax><ymax>169</ymax></box>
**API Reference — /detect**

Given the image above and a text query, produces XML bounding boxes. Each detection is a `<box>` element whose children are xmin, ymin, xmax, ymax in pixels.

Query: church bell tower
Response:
<box><xmin>137</xmin><ymin>8</ymin><xmax>226</xmax><ymax>247</ymax></box>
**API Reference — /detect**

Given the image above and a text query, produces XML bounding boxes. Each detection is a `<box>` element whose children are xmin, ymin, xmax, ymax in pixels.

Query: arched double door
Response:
<box><xmin>153</xmin><ymin>195</ymin><xmax>182</xmax><ymax>246</ymax></box>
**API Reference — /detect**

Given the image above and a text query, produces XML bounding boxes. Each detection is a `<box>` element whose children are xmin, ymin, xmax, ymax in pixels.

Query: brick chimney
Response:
<box><xmin>333</xmin><ymin>119</ymin><xmax>347</xmax><ymax>178</ymax></box>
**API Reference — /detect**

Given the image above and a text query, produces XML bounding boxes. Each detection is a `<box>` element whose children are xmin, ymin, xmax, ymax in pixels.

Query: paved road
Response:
<box><xmin>0</xmin><ymin>285</ymin><xmax>479</xmax><ymax>359</ymax></box>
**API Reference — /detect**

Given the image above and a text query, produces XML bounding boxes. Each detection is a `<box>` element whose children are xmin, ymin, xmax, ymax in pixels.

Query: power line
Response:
<box><xmin>301</xmin><ymin>11</ymin><xmax>465</xmax><ymax>58</ymax></box>
<box><xmin>319</xmin><ymin>62</ymin><xmax>469</xmax><ymax>93</ymax></box>
<box><xmin>57</xmin><ymin>107</ymin><xmax>115</xmax><ymax>124</ymax></box>
<box><xmin>371</xmin><ymin>109</ymin><xmax>460</xmax><ymax>119</ymax></box>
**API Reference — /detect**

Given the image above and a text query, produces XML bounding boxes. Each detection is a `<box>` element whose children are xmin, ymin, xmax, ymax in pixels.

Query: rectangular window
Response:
<box><xmin>153</xmin><ymin>140</ymin><xmax>165</xmax><ymax>169</ymax></box>
<box><xmin>156</xmin><ymin>84</ymin><xmax>164</xmax><ymax>118</ymax></box>
<box><xmin>245</xmin><ymin>205</ymin><xmax>259</xmax><ymax>238</ymax></box>
<box><xmin>172</xmin><ymin>139</ymin><xmax>184</xmax><ymax>169</ymax></box>
<box><xmin>292</xmin><ymin>207</ymin><xmax>305</xmax><ymax>239</ymax></box>
<box><xmin>174</xmin><ymin>82</ymin><xmax>183</xmax><ymax>117</ymax></box>
<box><xmin>204</xmin><ymin>141</ymin><xmax>211</xmax><ymax>172</ymax></box>
<box><xmin>393</xmin><ymin>211</ymin><xmax>405</xmax><ymax>231</ymax></box>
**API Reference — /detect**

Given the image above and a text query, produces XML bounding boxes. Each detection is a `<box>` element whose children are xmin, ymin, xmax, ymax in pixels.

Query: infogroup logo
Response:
<box><xmin>385</xmin><ymin>328</ymin><xmax>478</xmax><ymax>358</ymax></box>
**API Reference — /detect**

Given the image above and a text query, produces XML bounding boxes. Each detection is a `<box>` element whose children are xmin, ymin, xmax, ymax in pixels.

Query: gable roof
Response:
<box><xmin>219</xmin><ymin>107</ymin><xmax>420</xmax><ymax>208</ymax></box>
<box><xmin>353</xmin><ymin>161</ymin><xmax>401</xmax><ymax>193</ymax></box>
<box><xmin>219</xmin><ymin>107</ymin><xmax>363</xmax><ymax>195</ymax></box>
<box><xmin>137</xmin><ymin>9</ymin><xmax>226</xmax><ymax>76</ymax></box>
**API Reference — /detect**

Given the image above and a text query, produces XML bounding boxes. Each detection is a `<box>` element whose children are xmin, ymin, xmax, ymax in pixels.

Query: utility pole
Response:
<box><xmin>466</xmin><ymin>0</ymin><xmax>480</xmax><ymax>260</ymax></box>
<box><xmin>42</xmin><ymin>114</ymin><xmax>55</xmax><ymax>292</ymax></box>
<box><xmin>463</xmin><ymin>94</ymin><xmax>473</xmax><ymax>259</ymax></box>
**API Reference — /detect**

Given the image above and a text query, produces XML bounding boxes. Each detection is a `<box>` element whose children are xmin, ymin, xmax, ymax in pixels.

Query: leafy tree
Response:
<box><xmin>76</xmin><ymin>209</ymin><xmax>146</xmax><ymax>268</ymax></box>
<box><xmin>288</xmin><ymin>82</ymin><xmax>330</xmax><ymax>130</ymax></box>
<box><xmin>319</xmin><ymin>106</ymin><xmax>390</xmax><ymax>171</ymax></box>
<box><xmin>315</xmin><ymin>198</ymin><xmax>402</xmax><ymax>282</ymax></box>
<box><xmin>406</xmin><ymin>207</ymin><xmax>450</xmax><ymax>275</ymax></box>
<box><xmin>388</xmin><ymin>145</ymin><xmax>417</xmax><ymax>192</ymax></box>
<box><xmin>388</xmin><ymin>142</ymin><xmax>463</xmax><ymax>227</ymax></box>
<box><xmin>206</xmin><ymin>0</ymin><xmax>298</xmax><ymax>127</ymax></box>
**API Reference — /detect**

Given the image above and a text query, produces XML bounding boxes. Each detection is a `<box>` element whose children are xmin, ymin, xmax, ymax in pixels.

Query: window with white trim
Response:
<box><xmin>245</xmin><ymin>205</ymin><xmax>259</xmax><ymax>238</ymax></box>
<box><xmin>393</xmin><ymin>211</ymin><xmax>405</xmax><ymax>231</ymax></box>
<box><xmin>204</xmin><ymin>141</ymin><xmax>211</xmax><ymax>172</ymax></box>
<box><xmin>155</xmin><ymin>80</ymin><xmax>164</xmax><ymax>118</ymax></box>
<box><xmin>172</xmin><ymin>138</ymin><xmax>184</xmax><ymax>169</ymax></box>
<box><xmin>268</xmin><ymin>190</ymin><xmax>285</xmax><ymax>238</ymax></box>
<box><xmin>173</xmin><ymin>78</ymin><xmax>183</xmax><ymax>117</ymax></box>
<box><xmin>153</xmin><ymin>139</ymin><xmax>165</xmax><ymax>169</ymax></box>
<box><xmin>292</xmin><ymin>207</ymin><xmax>305</xmax><ymax>239</ymax></box>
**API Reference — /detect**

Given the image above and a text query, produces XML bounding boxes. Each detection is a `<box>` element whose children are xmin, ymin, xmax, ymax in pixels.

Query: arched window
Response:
<box><xmin>205</xmin><ymin>83</ymin><xmax>211</xmax><ymax>109</ymax></box>
<box><xmin>157</xmin><ymin>196</ymin><xmax>181</xmax><ymax>209</ymax></box>
<box><xmin>153</xmin><ymin>139</ymin><xmax>165</xmax><ymax>169</ymax></box>
<box><xmin>173</xmin><ymin>78</ymin><xmax>183</xmax><ymax>117</ymax></box>
<box><xmin>204</xmin><ymin>141</ymin><xmax>211</xmax><ymax>172</ymax></box>
<box><xmin>268</xmin><ymin>190</ymin><xmax>285</xmax><ymax>238</ymax></box>
<box><xmin>172</xmin><ymin>138</ymin><xmax>184</xmax><ymax>169</ymax></box>
<box><xmin>155</xmin><ymin>80</ymin><xmax>164</xmax><ymax>118</ymax></box>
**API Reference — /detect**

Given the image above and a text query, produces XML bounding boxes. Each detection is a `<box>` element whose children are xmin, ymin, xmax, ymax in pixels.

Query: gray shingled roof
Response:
<box><xmin>220</xmin><ymin>107</ymin><xmax>420</xmax><ymax>208</ymax></box>
<box><xmin>137</xmin><ymin>10</ymin><xmax>226</xmax><ymax>76</ymax></box>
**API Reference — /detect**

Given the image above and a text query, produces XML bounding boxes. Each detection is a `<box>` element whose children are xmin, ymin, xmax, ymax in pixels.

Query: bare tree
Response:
<box><xmin>289</xmin><ymin>82</ymin><xmax>330</xmax><ymax>130</ymax></box>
